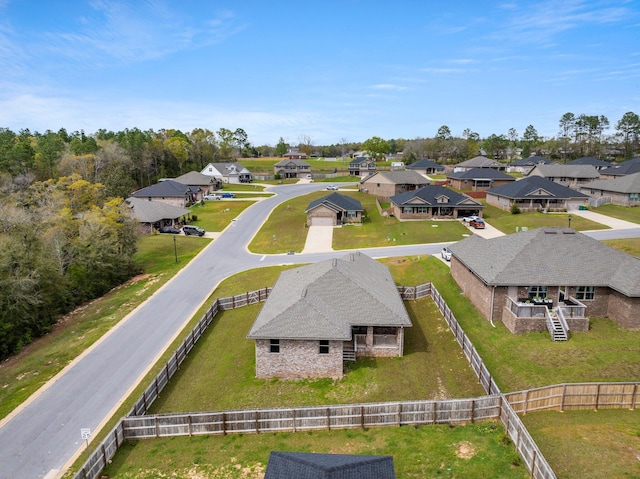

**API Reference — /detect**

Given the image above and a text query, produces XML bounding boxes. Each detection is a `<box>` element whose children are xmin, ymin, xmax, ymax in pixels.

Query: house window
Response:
<box><xmin>414</xmin><ymin>206</ymin><xmax>428</xmax><ymax>214</ymax></box>
<box><xmin>575</xmin><ymin>286</ymin><xmax>595</xmax><ymax>300</ymax></box>
<box><xmin>269</xmin><ymin>339</ymin><xmax>280</xmax><ymax>353</ymax></box>
<box><xmin>630</xmin><ymin>193</ymin><xmax>639</xmax><ymax>201</ymax></box>
<box><xmin>346</xmin><ymin>210</ymin><xmax>357</xmax><ymax>218</ymax></box>
<box><xmin>527</xmin><ymin>286</ymin><xmax>547</xmax><ymax>300</ymax></box>
<box><xmin>319</xmin><ymin>340</ymin><xmax>329</xmax><ymax>354</ymax></box>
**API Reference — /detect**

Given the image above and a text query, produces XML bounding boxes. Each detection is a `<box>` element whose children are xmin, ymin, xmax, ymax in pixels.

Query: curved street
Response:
<box><xmin>0</xmin><ymin>182</ymin><xmax>638</xmax><ymax>479</ymax></box>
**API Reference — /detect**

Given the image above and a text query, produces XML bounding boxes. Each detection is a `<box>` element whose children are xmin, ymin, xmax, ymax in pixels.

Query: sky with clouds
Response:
<box><xmin>0</xmin><ymin>0</ymin><xmax>638</xmax><ymax>146</ymax></box>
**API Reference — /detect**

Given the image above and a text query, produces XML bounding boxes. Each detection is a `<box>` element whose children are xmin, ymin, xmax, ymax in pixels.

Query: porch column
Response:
<box><xmin>366</xmin><ymin>326</ymin><xmax>373</xmax><ymax>348</ymax></box>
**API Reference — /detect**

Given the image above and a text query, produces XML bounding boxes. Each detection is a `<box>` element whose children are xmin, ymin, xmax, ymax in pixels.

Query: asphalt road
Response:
<box><xmin>0</xmin><ymin>182</ymin><xmax>638</xmax><ymax>479</ymax></box>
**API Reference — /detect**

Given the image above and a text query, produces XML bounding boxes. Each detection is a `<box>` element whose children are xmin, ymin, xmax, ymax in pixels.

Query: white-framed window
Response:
<box><xmin>346</xmin><ymin>210</ymin><xmax>358</xmax><ymax>218</ymax></box>
<box><xmin>575</xmin><ymin>286</ymin><xmax>595</xmax><ymax>300</ymax></box>
<box><xmin>527</xmin><ymin>286</ymin><xmax>547</xmax><ymax>300</ymax></box>
<box><xmin>269</xmin><ymin>339</ymin><xmax>280</xmax><ymax>353</ymax></box>
<box><xmin>319</xmin><ymin>340</ymin><xmax>329</xmax><ymax>354</ymax></box>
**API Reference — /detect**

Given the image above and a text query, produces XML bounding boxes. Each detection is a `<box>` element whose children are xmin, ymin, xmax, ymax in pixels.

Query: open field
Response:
<box><xmin>102</xmin><ymin>420</ymin><xmax>528</xmax><ymax>479</ymax></box>
<box><xmin>521</xmin><ymin>409</ymin><xmax>640</xmax><ymax>479</ymax></box>
<box><xmin>481</xmin><ymin>202</ymin><xmax>609</xmax><ymax>233</ymax></box>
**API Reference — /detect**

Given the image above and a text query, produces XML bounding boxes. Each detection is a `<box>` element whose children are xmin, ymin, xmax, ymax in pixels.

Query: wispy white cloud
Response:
<box><xmin>370</xmin><ymin>84</ymin><xmax>408</xmax><ymax>91</ymax></box>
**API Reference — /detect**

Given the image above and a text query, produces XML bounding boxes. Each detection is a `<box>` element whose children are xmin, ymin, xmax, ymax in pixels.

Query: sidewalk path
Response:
<box><xmin>570</xmin><ymin>209</ymin><xmax>639</xmax><ymax>230</ymax></box>
<box><xmin>301</xmin><ymin>225</ymin><xmax>334</xmax><ymax>253</ymax></box>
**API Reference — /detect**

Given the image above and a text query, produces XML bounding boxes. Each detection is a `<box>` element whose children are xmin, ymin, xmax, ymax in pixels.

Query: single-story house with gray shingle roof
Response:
<box><xmin>526</xmin><ymin>164</ymin><xmax>600</xmax><ymax>188</ymax></box>
<box><xmin>247</xmin><ymin>252</ymin><xmax>412</xmax><ymax>379</ymax></box>
<box><xmin>305</xmin><ymin>192</ymin><xmax>364</xmax><ymax>226</ymax></box>
<box><xmin>406</xmin><ymin>158</ymin><xmax>445</xmax><ymax>175</ymax></box>
<box><xmin>174</xmin><ymin>170</ymin><xmax>222</xmax><ymax>193</ymax></box>
<box><xmin>566</xmin><ymin>157</ymin><xmax>612</xmax><ymax>170</ymax></box>
<box><xmin>265</xmin><ymin>452</ymin><xmax>396</xmax><ymax>479</ymax></box>
<box><xmin>486</xmin><ymin>176</ymin><xmax>588</xmax><ymax>212</ymax></box>
<box><xmin>359</xmin><ymin>170</ymin><xmax>430</xmax><ymax>201</ymax></box>
<box><xmin>454</xmin><ymin>156</ymin><xmax>505</xmax><ymax>172</ymax></box>
<box><xmin>599</xmin><ymin>159</ymin><xmax>640</xmax><ymax>179</ymax></box>
<box><xmin>449</xmin><ymin>228</ymin><xmax>640</xmax><ymax>335</ymax></box>
<box><xmin>447</xmin><ymin>168</ymin><xmax>516</xmax><ymax>192</ymax></box>
<box><xmin>126</xmin><ymin>197</ymin><xmax>191</xmax><ymax>233</ymax></box>
<box><xmin>389</xmin><ymin>185</ymin><xmax>483</xmax><ymax>220</ymax></box>
<box><xmin>508</xmin><ymin>156</ymin><xmax>554</xmax><ymax>174</ymax></box>
<box><xmin>579</xmin><ymin>172</ymin><xmax>640</xmax><ymax>207</ymax></box>
<box><xmin>130</xmin><ymin>179</ymin><xmax>201</xmax><ymax>207</ymax></box>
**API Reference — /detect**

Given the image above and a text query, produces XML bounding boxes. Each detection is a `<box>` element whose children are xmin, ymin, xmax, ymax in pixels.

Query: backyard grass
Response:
<box><xmin>248</xmin><ymin>190</ymin><xmax>469</xmax><ymax>254</ymax></box>
<box><xmin>521</xmin><ymin>409</ymin><xmax>640</xmax><ymax>479</ymax></box>
<box><xmin>603</xmin><ymin>237</ymin><xmax>640</xmax><ymax>258</ymax></box>
<box><xmin>481</xmin><ymin>203</ymin><xmax>609</xmax><ymax>233</ymax></box>
<box><xmin>591</xmin><ymin>203</ymin><xmax>640</xmax><ymax>224</ymax></box>
<box><xmin>0</xmin><ymin>235</ymin><xmax>209</xmax><ymax>421</ymax></box>
<box><xmin>103</xmin><ymin>420</ymin><xmax>528</xmax><ymax>479</ymax></box>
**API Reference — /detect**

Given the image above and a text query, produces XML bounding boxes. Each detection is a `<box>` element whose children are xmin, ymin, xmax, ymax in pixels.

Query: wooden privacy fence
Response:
<box><xmin>505</xmin><ymin>382</ymin><xmax>639</xmax><ymax>414</ymax></box>
<box><xmin>123</xmin><ymin>397</ymin><xmax>502</xmax><ymax>439</ymax></box>
<box><xmin>73</xmin><ymin>281</ymin><xmax>559</xmax><ymax>479</ymax></box>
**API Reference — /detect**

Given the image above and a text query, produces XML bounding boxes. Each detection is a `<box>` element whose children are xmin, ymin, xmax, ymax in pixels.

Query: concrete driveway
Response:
<box><xmin>302</xmin><ymin>225</ymin><xmax>334</xmax><ymax>253</ymax></box>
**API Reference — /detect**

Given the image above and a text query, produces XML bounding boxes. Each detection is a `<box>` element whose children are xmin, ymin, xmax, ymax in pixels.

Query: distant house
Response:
<box><xmin>507</xmin><ymin>156</ymin><xmax>554</xmax><ymax>174</ymax></box>
<box><xmin>265</xmin><ymin>452</ymin><xmax>396</xmax><ymax>479</ymax></box>
<box><xmin>174</xmin><ymin>170</ymin><xmax>221</xmax><ymax>193</ymax></box>
<box><xmin>359</xmin><ymin>171</ymin><xmax>430</xmax><ymax>201</ymax></box>
<box><xmin>282</xmin><ymin>148</ymin><xmax>308</xmax><ymax>160</ymax></box>
<box><xmin>274</xmin><ymin>158</ymin><xmax>312</xmax><ymax>179</ymax></box>
<box><xmin>526</xmin><ymin>164</ymin><xmax>600</xmax><ymax>189</ymax></box>
<box><xmin>579</xmin><ymin>172</ymin><xmax>640</xmax><ymax>207</ymax></box>
<box><xmin>447</xmin><ymin>168</ymin><xmax>516</xmax><ymax>192</ymax></box>
<box><xmin>598</xmin><ymin>158</ymin><xmax>640</xmax><ymax>179</ymax></box>
<box><xmin>247</xmin><ymin>252</ymin><xmax>412</xmax><ymax>379</ymax></box>
<box><xmin>348</xmin><ymin>157</ymin><xmax>377</xmax><ymax>177</ymax></box>
<box><xmin>390</xmin><ymin>161</ymin><xmax>405</xmax><ymax>171</ymax></box>
<box><xmin>486</xmin><ymin>176</ymin><xmax>588</xmax><ymax>212</ymax></box>
<box><xmin>200</xmin><ymin>162</ymin><xmax>253</xmax><ymax>184</ymax></box>
<box><xmin>130</xmin><ymin>179</ymin><xmax>201</xmax><ymax>207</ymax></box>
<box><xmin>125</xmin><ymin>197</ymin><xmax>191</xmax><ymax>233</ymax></box>
<box><xmin>389</xmin><ymin>185</ymin><xmax>483</xmax><ymax>220</ymax></box>
<box><xmin>454</xmin><ymin>156</ymin><xmax>504</xmax><ymax>172</ymax></box>
<box><xmin>449</xmin><ymin>228</ymin><xmax>640</xmax><ymax>335</ymax></box>
<box><xmin>566</xmin><ymin>157</ymin><xmax>611</xmax><ymax>170</ymax></box>
<box><xmin>305</xmin><ymin>193</ymin><xmax>364</xmax><ymax>226</ymax></box>
<box><xmin>405</xmin><ymin>158</ymin><xmax>445</xmax><ymax>176</ymax></box>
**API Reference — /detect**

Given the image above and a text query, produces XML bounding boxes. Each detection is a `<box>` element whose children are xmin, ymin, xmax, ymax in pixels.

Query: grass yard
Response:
<box><xmin>103</xmin><ymin>420</ymin><xmax>528</xmax><ymax>479</ymax></box>
<box><xmin>603</xmin><ymin>237</ymin><xmax>640</xmax><ymax>258</ymax></box>
<box><xmin>481</xmin><ymin>203</ymin><xmax>609</xmax><ymax>233</ymax></box>
<box><xmin>591</xmin><ymin>203</ymin><xmax>640</xmax><ymax>224</ymax></box>
<box><xmin>219</xmin><ymin>183</ymin><xmax>268</xmax><ymax>192</ymax></box>
<box><xmin>248</xmin><ymin>190</ymin><xmax>469</xmax><ymax>253</ymax></box>
<box><xmin>0</xmin><ymin>235</ymin><xmax>209</xmax><ymax>420</ymax></box>
<box><xmin>521</xmin><ymin>409</ymin><xmax>640</xmax><ymax>479</ymax></box>
<box><xmin>188</xmin><ymin>200</ymin><xmax>254</xmax><ymax>232</ymax></box>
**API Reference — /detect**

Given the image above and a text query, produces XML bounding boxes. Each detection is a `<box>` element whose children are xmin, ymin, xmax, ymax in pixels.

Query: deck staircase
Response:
<box><xmin>547</xmin><ymin>309</ymin><xmax>568</xmax><ymax>341</ymax></box>
<box><xmin>343</xmin><ymin>344</ymin><xmax>356</xmax><ymax>361</ymax></box>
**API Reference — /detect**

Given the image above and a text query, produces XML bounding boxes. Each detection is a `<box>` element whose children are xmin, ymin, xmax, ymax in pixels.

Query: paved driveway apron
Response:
<box><xmin>302</xmin><ymin>225</ymin><xmax>334</xmax><ymax>253</ymax></box>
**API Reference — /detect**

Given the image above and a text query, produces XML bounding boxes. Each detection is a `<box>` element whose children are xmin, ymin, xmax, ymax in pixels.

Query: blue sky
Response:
<box><xmin>0</xmin><ymin>0</ymin><xmax>638</xmax><ymax>146</ymax></box>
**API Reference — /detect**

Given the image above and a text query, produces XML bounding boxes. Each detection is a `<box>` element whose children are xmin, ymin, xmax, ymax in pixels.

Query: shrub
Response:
<box><xmin>510</xmin><ymin>203</ymin><xmax>521</xmax><ymax>215</ymax></box>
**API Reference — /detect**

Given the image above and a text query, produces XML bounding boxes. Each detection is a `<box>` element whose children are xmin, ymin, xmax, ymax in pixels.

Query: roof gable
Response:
<box><xmin>131</xmin><ymin>179</ymin><xmax>191</xmax><ymax>198</ymax></box>
<box><xmin>361</xmin><ymin>170</ymin><xmax>429</xmax><ymax>185</ymax></box>
<box><xmin>390</xmin><ymin>185</ymin><xmax>482</xmax><ymax>207</ymax></box>
<box><xmin>306</xmin><ymin>193</ymin><xmax>364</xmax><ymax>213</ymax></box>
<box><xmin>487</xmin><ymin>176</ymin><xmax>588</xmax><ymax>199</ymax></box>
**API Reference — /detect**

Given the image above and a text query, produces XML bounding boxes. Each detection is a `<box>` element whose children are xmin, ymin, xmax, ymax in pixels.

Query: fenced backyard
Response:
<box><xmin>72</xmin><ymin>281</ymin><xmax>639</xmax><ymax>479</ymax></box>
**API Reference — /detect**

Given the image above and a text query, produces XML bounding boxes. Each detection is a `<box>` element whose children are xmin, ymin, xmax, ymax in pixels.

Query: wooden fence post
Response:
<box><xmin>188</xmin><ymin>415</ymin><xmax>192</xmax><ymax>437</ymax></box>
<box><xmin>360</xmin><ymin>406</ymin><xmax>365</xmax><ymax>429</ymax></box>
<box><xmin>595</xmin><ymin>383</ymin><xmax>601</xmax><ymax>411</ymax></box>
<box><xmin>523</xmin><ymin>389</ymin><xmax>529</xmax><ymax>415</ymax></box>
<box><xmin>397</xmin><ymin>403</ymin><xmax>402</xmax><ymax>426</ymax></box>
<box><xmin>631</xmin><ymin>384</ymin><xmax>637</xmax><ymax>411</ymax></box>
<box><xmin>561</xmin><ymin>384</ymin><xmax>566</xmax><ymax>412</ymax></box>
<box><xmin>327</xmin><ymin>408</ymin><xmax>331</xmax><ymax>430</ymax></box>
<box><xmin>255</xmin><ymin>411</ymin><xmax>259</xmax><ymax>433</ymax></box>
<box><xmin>222</xmin><ymin>412</ymin><xmax>227</xmax><ymax>435</ymax></box>
<box><xmin>155</xmin><ymin>416</ymin><xmax>159</xmax><ymax>438</ymax></box>
<box><xmin>470</xmin><ymin>399</ymin><xmax>475</xmax><ymax>423</ymax></box>
<box><xmin>292</xmin><ymin>409</ymin><xmax>296</xmax><ymax>433</ymax></box>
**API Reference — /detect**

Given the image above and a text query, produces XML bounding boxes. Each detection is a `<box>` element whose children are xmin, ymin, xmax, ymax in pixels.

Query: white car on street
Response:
<box><xmin>441</xmin><ymin>247</ymin><xmax>452</xmax><ymax>261</ymax></box>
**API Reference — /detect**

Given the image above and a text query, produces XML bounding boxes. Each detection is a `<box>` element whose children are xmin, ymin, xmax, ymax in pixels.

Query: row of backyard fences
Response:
<box><xmin>74</xmin><ymin>282</ymin><xmax>632</xmax><ymax>479</ymax></box>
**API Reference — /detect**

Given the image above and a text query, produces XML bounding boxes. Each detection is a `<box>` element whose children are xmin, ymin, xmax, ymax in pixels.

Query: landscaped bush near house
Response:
<box><xmin>510</xmin><ymin>203</ymin><xmax>521</xmax><ymax>214</ymax></box>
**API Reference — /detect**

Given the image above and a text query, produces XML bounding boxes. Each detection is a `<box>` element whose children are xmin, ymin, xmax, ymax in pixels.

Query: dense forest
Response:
<box><xmin>0</xmin><ymin>111</ymin><xmax>638</xmax><ymax>359</ymax></box>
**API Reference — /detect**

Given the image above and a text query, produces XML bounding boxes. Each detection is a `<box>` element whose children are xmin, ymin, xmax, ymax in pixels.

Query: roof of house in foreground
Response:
<box><xmin>581</xmin><ymin>172</ymin><xmax>640</xmax><ymax>194</ymax></box>
<box><xmin>449</xmin><ymin>228</ymin><xmax>640</xmax><ymax>296</ymax></box>
<box><xmin>126</xmin><ymin>197</ymin><xmax>191</xmax><ymax>223</ymax></box>
<box><xmin>265</xmin><ymin>452</ymin><xmax>396</xmax><ymax>479</ymax></box>
<box><xmin>247</xmin><ymin>252</ymin><xmax>411</xmax><ymax>340</ymax></box>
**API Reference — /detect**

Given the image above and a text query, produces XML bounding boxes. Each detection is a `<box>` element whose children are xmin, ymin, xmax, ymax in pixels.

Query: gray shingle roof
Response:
<box><xmin>306</xmin><ymin>193</ymin><xmax>364</xmax><ymax>213</ymax></box>
<box><xmin>361</xmin><ymin>170</ymin><xmax>430</xmax><ymax>185</ymax></box>
<box><xmin>275</xmin><ymin>158</ymin><xmax>310</xmax><ymax>167</ymax></box>
<box><xmin>566</xmin><ymin>157</ymin><xmax>612</xmax><ymax>167</ymax></box>
<box><xmin>447</xmin><ymin>168</ymin><xmax>515</xmax><ymax>180</ymax></box>
<box><xmin>486</xmin><ymin>176</ymin><xmax>588</xmax><ymax>199</ymax></box>
<box><xmin>247</xmin><ymin>252</ymin><xmax>411</xmax><ymax>340</ymax></box>
<box><xmin>406</xmin><ymin>159</ymin><xmax>444</xmax><ymax>170</ymax></box>
<box><xmin>265</xmin><ymin>452</ymin><xmax>396</xmax><ymax>479</ymax></box>
<box><xmin>456</xmin><ymin>156</ymin><xmax>502</xmax><ymax>168</ymax></box>
<box><xmin>510</xmin><ymin>156</ymin><xmax>554</xmax><ymax>166</ymax></box>
<box><xmin>131</xmin><ymin>179</ymin><xmax>192</xmax><ymax>198</ymax></box>
<box><xmin>126</xmin><ymin>197</ymin><xmax>190</xmax><ymax>223</ymax></box>
<box><xmin>390</xmin><ymin>185</ymin><xmax>483</xmax><ymax>207</ymax></box>
<box><xmin>174</xmin><ymin>171</ymin><xmax>218</xmax><ymax>185</ymax></box>
<box><xmin>600</xmin><ymin>161</ymin><xmax>640</xmax><ymax>177</ymax></box>
<box><xmin>528</xmin><ymin>164</ymin><xmax>600</xmax><ymax>179</ymax></box>
<box><xmin>448</xmin><ymin>228</ymin><xmax>640</xmax><ymax>296</ymax></box>
<box><xmin>581</xmin><ymin>172</ymin><xmax>640</xmax><ymax>194</ymax></box>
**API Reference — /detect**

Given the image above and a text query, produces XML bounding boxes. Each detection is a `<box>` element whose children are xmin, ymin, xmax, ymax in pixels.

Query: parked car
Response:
<box><xmin>470</xmin><ymin>218</ymin><xmax>485</xmax><ymax>229</ymax></box>
<box><xmin>306</xmin><ymin>174</ymin><xmax>313</xmax><ymax>179</ymax></box>
<box><xmin>203</xmin><ymin>194</ymin><xmax>221</xmax><ymax>201</ymax></box>
<box><xmin>182</xmin><ymin>225</ymin><xmax>206</xmax><ymax>236</ymax></box>
<box><xmin>462</xmin><ymin>215</ymin><xmax>481</xmax><ymax>223</ymax></box>
<box><xmin>158</xmin><ymin>226</ymin><xmax>181</xmax><ymax>234</ymax></box>
<box><xmin>326</xmin><ymin>185</ymin><xmax>339</xmax><ymax>190</ymax></box>
<box><xmin>219</xmin><ymin>192</ymin><xmax>235</xmax><ymax>198</ymax></box>
<box><xmin>441</xmin><ymin>247</ymin><xmax>452</xmax><ymax>261</ymax></box>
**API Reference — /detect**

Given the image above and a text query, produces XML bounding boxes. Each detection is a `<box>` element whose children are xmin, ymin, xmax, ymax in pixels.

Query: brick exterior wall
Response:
<box><xmin>255</xmin><ymin>339</ymin><xmax>344</xmax><ymax>379</ymax></box>
<box><xmin>450</xmin><ymin>258</ymin><xmax>493</xmax><ymax>321</ymax></box>
<box><xmin>307</xmin><ymin>205</ymin><xmax>338</xmax><ymax>226</ymax></box>
<box><xmin>608</xmin><ymin>291</ymin><xmax>640</xmax><ymax>329</ymax></box>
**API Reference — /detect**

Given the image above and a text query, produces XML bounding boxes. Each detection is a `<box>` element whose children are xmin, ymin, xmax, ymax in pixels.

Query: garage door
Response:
<box><xmin>311</xmin><ymin>216</ymin><xmax>334</xmax><ymax>226</ymax></box>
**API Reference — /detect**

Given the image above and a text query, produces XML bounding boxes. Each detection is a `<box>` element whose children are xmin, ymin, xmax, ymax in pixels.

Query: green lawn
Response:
<box><xmin>521</xmin><ymin>409</ymin><xmax>640</xmax><ymax>479</ymax></box>
<box><xmin>249</xmin><ymin>190</ymin><xmax>469</xmax><ymax>253</ymax></box>
<box><xmin>591</xmin><ymin>203</ymin><xmax>640</xmax><ymax>224</ymax></box>
<box><xmin>481</xmin><ymin>203</ymin><xmax>609</xmax><ymax>233</ymax></box>
<box><xmin>189</xmin><ymin>200</ymin><xmax>254</xmax><ymax>232</ymax></box>
<box><xmin>218</xmin><ymin>183</ymin><xmax>268</xmax><ymax>191</ymax></box>
<box><xmin>103</xmin><ymin>420</ymin><xmax>528</xmax><ymax>479</ymax></box>
<box><xmin>603</xmin><ymin>237</ymin><xmax>640</xmax><ymax>258</ymax></box>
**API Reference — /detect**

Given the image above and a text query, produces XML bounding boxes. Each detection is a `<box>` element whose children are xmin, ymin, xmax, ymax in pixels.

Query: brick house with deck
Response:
<box><xmin>246</xmin><ymin>252</ymin><xmax>412</xmax><ymax>379</ymax></box>
<box><xmin>448</xmin><ymin>228</ymin><xmax>640</xmax><ymax>340</ymax></box>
